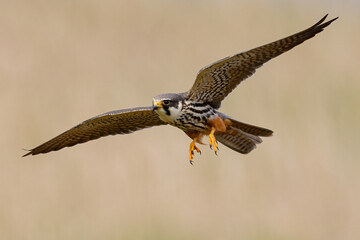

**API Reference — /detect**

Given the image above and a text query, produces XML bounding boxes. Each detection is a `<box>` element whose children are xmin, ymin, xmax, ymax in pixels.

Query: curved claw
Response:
<box><xmin>189</xmin><ymin>139</ymin><xmax>201</xmax><ymax>165</ymax></box>
<box><xmin>209</xmin><ymin>128</ymin><xmax>219</xmax><ymax>156</ymax></box>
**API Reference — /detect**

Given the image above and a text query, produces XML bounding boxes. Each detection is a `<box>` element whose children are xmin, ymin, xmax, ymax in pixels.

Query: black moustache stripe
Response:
<box><xmin>163</xmin><ymin>106</ymin><xmax>171</xmax><ymax>116</ymax></box>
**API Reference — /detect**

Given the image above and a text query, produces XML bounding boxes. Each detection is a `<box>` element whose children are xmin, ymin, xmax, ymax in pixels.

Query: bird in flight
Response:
<box><xmin>23</xmin><ymin>15</ymin><xmax>337</xmax><ymax>164</ymax></box>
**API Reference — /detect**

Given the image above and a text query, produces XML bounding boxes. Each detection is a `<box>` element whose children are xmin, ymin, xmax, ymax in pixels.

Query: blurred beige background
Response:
<box><xmin>1</xmin><ymin>0</ymin><xmax>359</xmax><ymax>239</ymax></box>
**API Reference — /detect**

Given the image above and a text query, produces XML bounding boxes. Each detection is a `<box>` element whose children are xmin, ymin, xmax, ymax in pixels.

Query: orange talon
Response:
<box><xmin>208</xmin><ymin>127</ymin><xmax>219</xmax><ymax>155</ymax></box>
<box><xmin>189</xmin><ymin>138</ymin><xmax>201</xmax><ymax>164</ymax></box>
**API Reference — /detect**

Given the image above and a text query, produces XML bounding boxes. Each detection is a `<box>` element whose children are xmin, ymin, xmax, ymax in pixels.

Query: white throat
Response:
<box><xmin>155</xmin><ymin>102</ymin><xmax>183</xmax><ymax>123</ymax></box>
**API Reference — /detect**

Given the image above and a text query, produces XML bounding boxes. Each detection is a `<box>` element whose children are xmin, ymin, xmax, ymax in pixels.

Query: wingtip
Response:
<box><xmin>306</xmin><ymin>14</ymin><xmax>338</xmax><ymax>35</ymax></box>
<box><xmin>322</xmin><ymin>13</ymin><xmax>329</xmax><ymax>20</ymax></box>
<box><xmin>323</xmin><ymin>13</ymin><xmax>339</xmax><ymax>20</ymax></box>
<box><xmin>326</xmin><ymin>14</ymin><xmax>339</xmax><ymax>23</ymax></box>
<box><xmin>320</xmin><ymin>15</ymin><xmax>339</xmax><ymax>30</ymax></box>
<box><xmin>330</xmin><ymin>16</ymin><xmax>339</xmax><ymax>22</ymax></box>
<box><xmin>22</xmin><ymin>148</ymin><xmax>32</xmax><ymax>157</ymax></box>
<box><xmin>312</xmin><ymin>14</ymin><xmax>338</xmax><ymax>28</ymax></box>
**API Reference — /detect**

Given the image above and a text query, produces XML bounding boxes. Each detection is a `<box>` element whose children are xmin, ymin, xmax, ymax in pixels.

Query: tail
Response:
<box><xmin>215</xmin><ymin>112</ymin><xmax>273</xmax><ymax>154</ymax></box>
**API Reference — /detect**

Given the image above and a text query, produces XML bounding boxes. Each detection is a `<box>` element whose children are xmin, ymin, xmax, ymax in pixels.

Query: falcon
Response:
<box><xmin>23</xmin><ymin>15</ymin><xmax>337</xmax><ymax>164</ymax></box>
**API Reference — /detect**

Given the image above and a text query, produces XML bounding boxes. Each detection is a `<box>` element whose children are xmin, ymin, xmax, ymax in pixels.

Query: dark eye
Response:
<box><xmin>163</xmin><ymin>100</ymin><xmax>170</xmax><ymax>105</ymax></box>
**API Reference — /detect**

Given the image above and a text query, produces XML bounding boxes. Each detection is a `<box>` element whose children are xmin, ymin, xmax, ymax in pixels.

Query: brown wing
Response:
<box><xmin>23</xmin><ymin>107</ymin><xmax>166</xmax><ymax>156</ymax></box>
<box><xmin>186</xmin><ymin>15</ymin><xmax>338</xmax><ymax>108</ymax></box>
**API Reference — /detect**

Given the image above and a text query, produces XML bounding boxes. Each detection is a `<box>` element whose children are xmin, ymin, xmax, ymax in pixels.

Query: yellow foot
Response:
<box><xmin>209</xmin><ymin>128</ymin><xmax>219</xmax><ymax>155</ymax></box>
<box><xmin>189</xmin><ymin>139</ymin><xmax>201</xmax><ymax>165</ymax></box>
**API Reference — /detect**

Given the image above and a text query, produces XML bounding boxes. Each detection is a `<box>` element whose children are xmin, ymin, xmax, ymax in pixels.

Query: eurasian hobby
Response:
<box><xmin>23</xmin><ymin>15</ymin><xmax>337</xmax><ymax>164</ymax></box>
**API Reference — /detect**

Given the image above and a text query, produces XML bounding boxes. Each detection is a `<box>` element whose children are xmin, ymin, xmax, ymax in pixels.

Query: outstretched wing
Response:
<box><xmin>23</xmin><ymin>107</ymin><xmax>166</xmax><ymax>156</ymax></box>
<box><xmin>186</xmin><ymin>15</ymin><xmax>338</xmax><ymax>108</ymax></box>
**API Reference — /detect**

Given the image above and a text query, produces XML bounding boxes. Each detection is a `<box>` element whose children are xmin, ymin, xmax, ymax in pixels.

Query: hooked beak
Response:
<box><xmin>153</xmin><ymin>101</ymin><xmax>162</xmax><ymax>111</ymax></box>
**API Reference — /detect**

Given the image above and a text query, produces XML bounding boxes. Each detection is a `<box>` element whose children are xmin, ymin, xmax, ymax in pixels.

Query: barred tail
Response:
<box><xmin>215</xmin><ymin>127</ymin><xmax>260</xmax><ymax>154</ymax></box>
<box><xmin>216</xmin><ymin>112</ymin><xmax>273</xmax><ymax>154</ymax></box>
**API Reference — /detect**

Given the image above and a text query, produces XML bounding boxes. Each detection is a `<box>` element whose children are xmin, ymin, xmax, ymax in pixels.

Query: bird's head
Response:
<box><xmin>152</xmin><ymin>93</ymin><xmax>184</xmax><ymax>123</ymax></box>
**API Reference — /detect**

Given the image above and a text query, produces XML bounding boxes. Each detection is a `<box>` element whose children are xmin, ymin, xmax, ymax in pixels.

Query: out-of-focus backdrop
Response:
<box><xmin>1</xmin><ymin>0</ymin><xmax>359</xmax><ymax>239</ymax></box>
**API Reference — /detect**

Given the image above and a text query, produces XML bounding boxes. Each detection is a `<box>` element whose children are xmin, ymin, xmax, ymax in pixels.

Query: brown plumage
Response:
<box><xmin>23</xmin><ymin>15</ymin><xmax>337</xmax><ymax>163</ymax></box>
<box><xmin>23</xmin><ymin>107</ymin><xmax>165</xmax><ymax>156</ymax></box>
<box><xmin>187</xmin><ymin>14</ymin><xmax>338</xmax><ymax>108</ymax></box>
